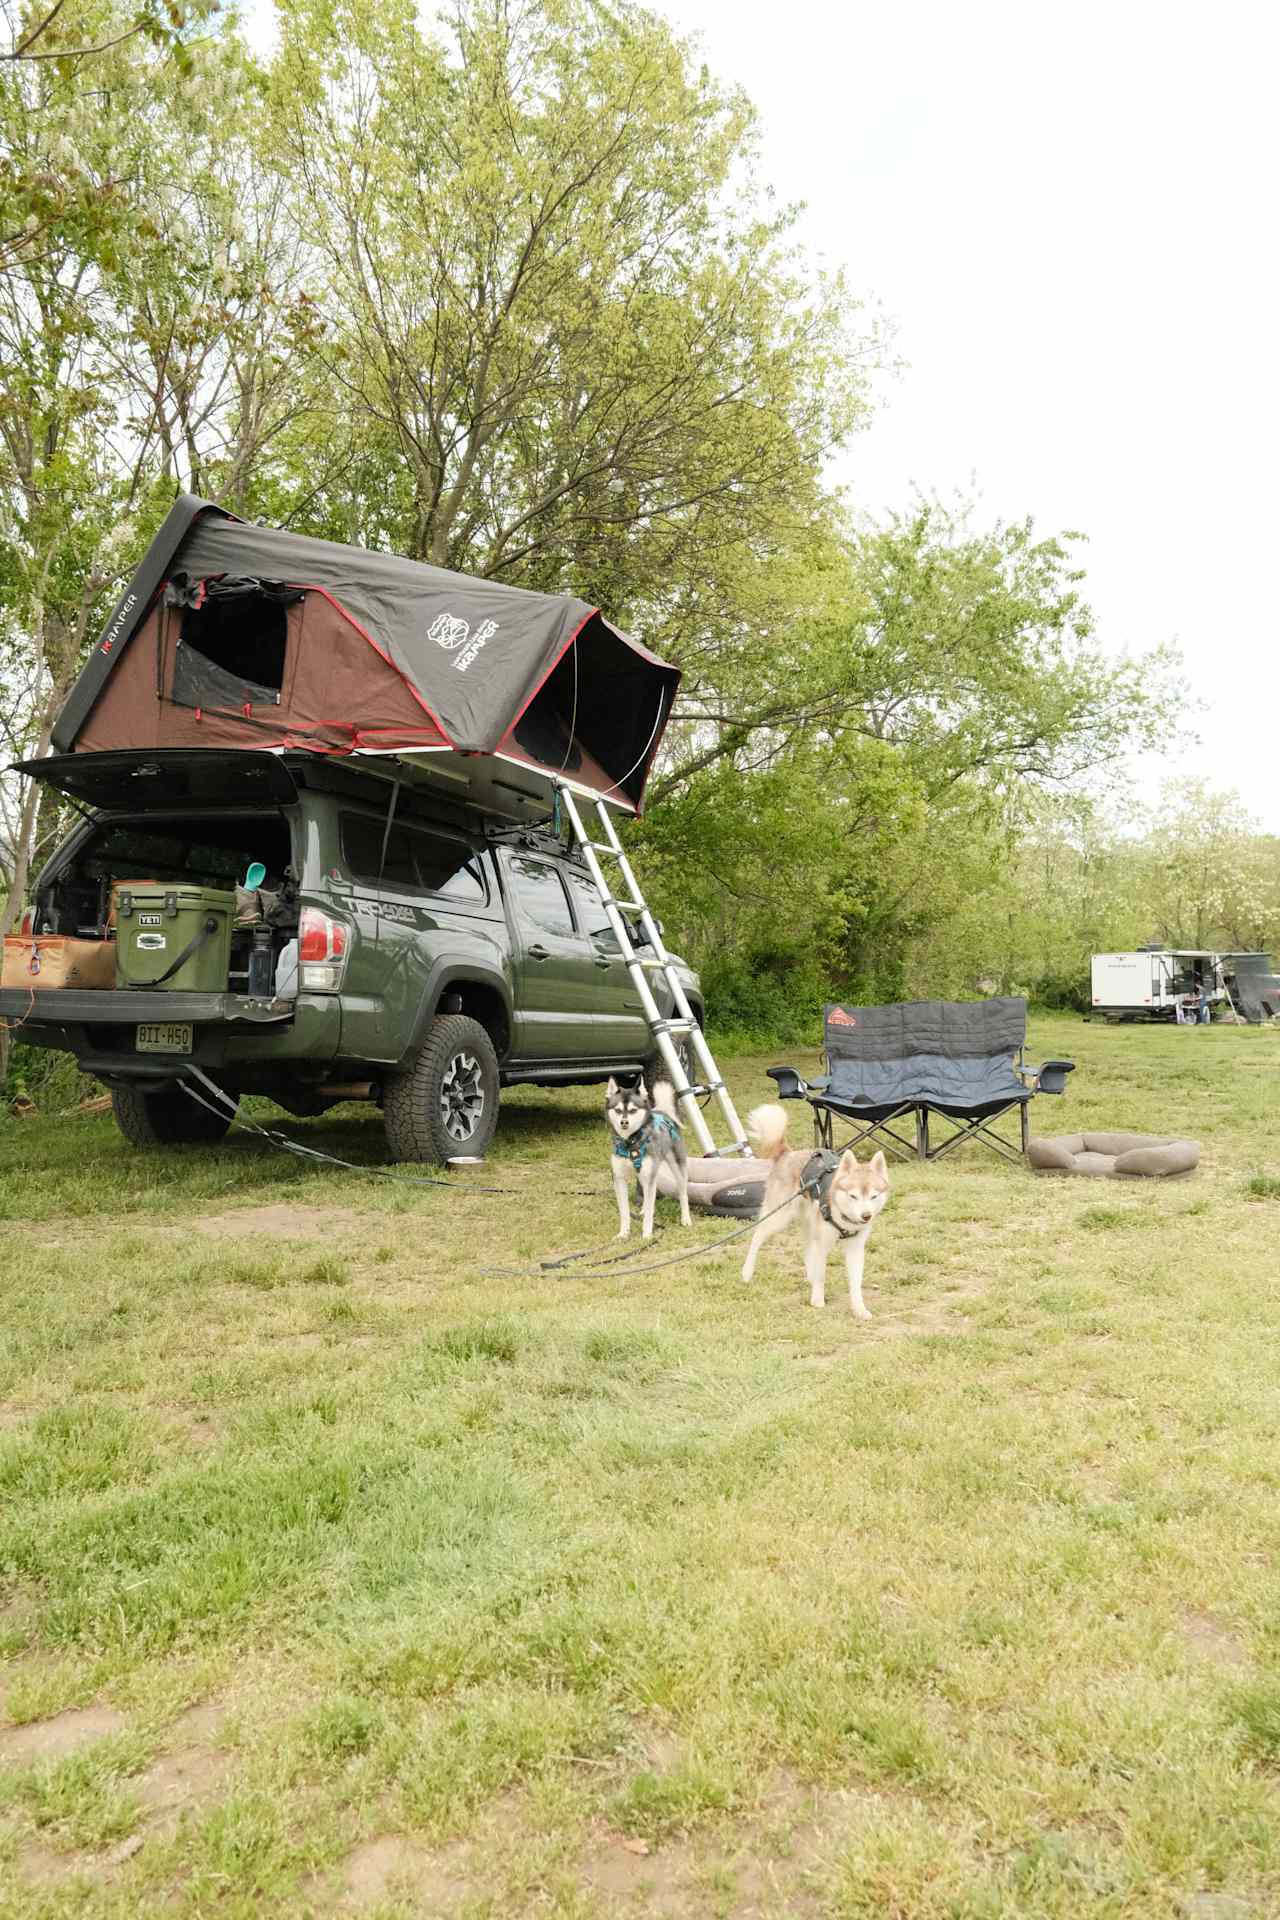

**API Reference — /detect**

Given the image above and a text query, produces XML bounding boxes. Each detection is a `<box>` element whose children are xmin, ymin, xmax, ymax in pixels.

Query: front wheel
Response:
<box><xmin>382</xmin><ymin>1015</ymin><xmax>500</xmax><ymax>1164</ymax></box>
<box><xmin>110</xmin><ymin>1082</ymin><xmax>237</xmax><ymax>1147</ymax></box>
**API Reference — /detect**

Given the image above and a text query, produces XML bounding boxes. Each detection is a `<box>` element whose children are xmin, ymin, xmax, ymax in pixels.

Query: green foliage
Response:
<box><xmin>0</xmin><ymin>0</ymin><xmax>1201</xmax><ymax>1067</ymax></box>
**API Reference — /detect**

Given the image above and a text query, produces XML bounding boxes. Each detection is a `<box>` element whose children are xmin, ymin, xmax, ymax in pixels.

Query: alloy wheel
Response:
<box><xmin>440</xmin><ymin>1051</ymin><xmax>485</xmax><ymax>1142</ymax></box>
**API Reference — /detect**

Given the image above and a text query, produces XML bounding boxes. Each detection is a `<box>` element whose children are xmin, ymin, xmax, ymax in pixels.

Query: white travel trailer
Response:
<box><xmin>1089</xmin><ymin>948</ymin><xmax>1227</xmax><ymax>1022</ymax></box>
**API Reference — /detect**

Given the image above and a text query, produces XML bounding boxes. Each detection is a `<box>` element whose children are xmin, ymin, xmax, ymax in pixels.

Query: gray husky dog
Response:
<box><xmin>606</xmin><ymin>1078</ymin><xmax>691</xmax><ymax>1239</ymax></box>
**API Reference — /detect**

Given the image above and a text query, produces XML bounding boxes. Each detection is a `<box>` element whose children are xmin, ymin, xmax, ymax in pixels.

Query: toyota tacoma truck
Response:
<box><xmin>0</xmin><ymin>749</ymin><xmax>702</xmax><ymax>1162</ymax></box>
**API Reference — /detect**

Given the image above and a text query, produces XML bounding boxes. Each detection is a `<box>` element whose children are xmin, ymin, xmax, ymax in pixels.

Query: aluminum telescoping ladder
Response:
<box><xmin>555</xmin><ymin>784</ymin><xmax>750</xmax><ymax>1159</ymax></box>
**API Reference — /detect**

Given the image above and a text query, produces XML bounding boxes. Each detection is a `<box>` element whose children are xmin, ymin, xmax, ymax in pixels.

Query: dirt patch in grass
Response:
<box><xmin>14</xmin><ymin>1830</ymin><xmax>144</xmax><ymax>1889</ymax></box>
<box><xmin>331</xmin><ymin>1832</ymin><xmax>471</xmax><ymax>1910</ymax></box>
<box><xmin>1181</xmin><ymin>1610</ymin><xmax>1251</xmax><ymax>1669</ymax></box>
<box><xmin>189</xmin><ymin>1204</ymin><xmax>366</xmax><ymax>1241</ymax></box>
<box><xmin>0</xmin><ymin>1704</ymin><xmax>125</xmax><ymax>1764</ymax></box>
<box><xmin>579</xmin><ymin>1771</ymin><xmax>885</xmax><ymax>1916</ymax></box>
<box><xmin>133</xmin><ymin>1699</ymin><xmax>233</xmax><ymax>1837</ymax></box>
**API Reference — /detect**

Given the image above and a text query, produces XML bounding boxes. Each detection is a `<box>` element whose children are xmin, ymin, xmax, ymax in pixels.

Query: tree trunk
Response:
<box><xmin>0</xmin><ymin>688</ymin><xmax>63</xmax><ymax>1090</ymax></box>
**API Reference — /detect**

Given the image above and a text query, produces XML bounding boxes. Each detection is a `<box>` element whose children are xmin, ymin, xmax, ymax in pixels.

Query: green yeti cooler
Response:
<box><xmin>114</xmin><ymin>884</ymin><xmax>235</xmax><ymax>992</ymax></box>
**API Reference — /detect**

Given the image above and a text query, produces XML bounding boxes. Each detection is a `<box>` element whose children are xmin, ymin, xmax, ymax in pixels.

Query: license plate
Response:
<box><xmin>136</xmin><ymin>1022</ymin><xmax>193</xmax><ymax>1054</ymax></box>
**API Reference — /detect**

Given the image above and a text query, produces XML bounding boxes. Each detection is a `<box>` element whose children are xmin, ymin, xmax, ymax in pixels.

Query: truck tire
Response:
<box><xmin>383</xmin><ymin>1015</ymin><xmax>500</xmax><ymax>1164</ymax></box>
<box><xmin>110</xmin><ymin>1082</ymin><xmax>237</xmax><ymax>1147</ymax></box>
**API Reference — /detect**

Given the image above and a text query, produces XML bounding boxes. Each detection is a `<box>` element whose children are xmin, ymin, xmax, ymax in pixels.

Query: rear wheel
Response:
<box><xmin>110</xmin><ymin>1082</ymin><xmax>237</xmax><ymax>1147</ymax></box>
<box><xmin>382</xmin><ymin>1014</ymin><xmax>500</xmax><ymax>1164</ymax></box>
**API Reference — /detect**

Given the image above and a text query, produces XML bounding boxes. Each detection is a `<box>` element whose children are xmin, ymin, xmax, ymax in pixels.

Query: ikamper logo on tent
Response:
<box><xmin>429</xmin><ymin>611</ymin><xmax>498</xmax><ymax>672</ymax></box>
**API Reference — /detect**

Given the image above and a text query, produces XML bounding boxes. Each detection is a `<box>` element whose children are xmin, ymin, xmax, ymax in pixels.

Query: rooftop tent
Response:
<box><xmin>52</xmin><ymin>496</ymin><xmax>680</xmax><ymax>814</ymax></box>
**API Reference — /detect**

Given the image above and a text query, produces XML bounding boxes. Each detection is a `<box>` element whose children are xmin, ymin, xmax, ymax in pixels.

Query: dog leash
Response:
<box><xmin>482</xmin><ymin>1173</ymin><xmax>830</xmax><ymax>1280</ymax></box>
<box><xmin>176</xmin><ymin>1067</ymin><xmax>824</xmax><ymax>1279</ymax></box>
<box><xmin>179</xmin><ymin>1069</ymin><xmax>637</xmax><ymax>1204</ymax></box>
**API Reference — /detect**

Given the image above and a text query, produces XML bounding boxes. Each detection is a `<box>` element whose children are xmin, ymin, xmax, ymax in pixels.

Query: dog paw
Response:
<box><xmin>851</xmin><ymin>1306</ymin><xmax>872</xmax><ymax>1320</ymax></box>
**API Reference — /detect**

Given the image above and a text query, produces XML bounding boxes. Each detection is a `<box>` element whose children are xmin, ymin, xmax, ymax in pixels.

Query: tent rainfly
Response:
<box><xmin>52</xmin><ymin>496</ymin><xmax>681</xmax><ymax>813</ymax></box>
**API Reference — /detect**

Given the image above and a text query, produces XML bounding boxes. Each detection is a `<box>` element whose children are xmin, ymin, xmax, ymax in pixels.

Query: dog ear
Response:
<box><xmin>606</xmin><ymin>1077</ymin><xmax>617</xmax><ymax>1096</ymax></box>
<box><xmin>838</xmin><ymin>1148</ymin><xmax>860</xmax><ymax>1171</ymax></box>
<box><xmin>869</xmin><ymin>1150</ymin><xmax>888</xmax><ymax>1178</ymax></box>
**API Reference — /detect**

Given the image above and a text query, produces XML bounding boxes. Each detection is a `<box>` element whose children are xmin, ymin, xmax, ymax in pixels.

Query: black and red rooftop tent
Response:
<box><xmin>52</xmin><ymin>496</ymin><xmax>680</xmax><ymax>815</ymax></box>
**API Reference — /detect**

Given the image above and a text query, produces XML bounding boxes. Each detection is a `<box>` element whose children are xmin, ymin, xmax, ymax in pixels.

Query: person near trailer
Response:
<box><xmin>1197</xmin><ymin>982</ymin><xmax>1212</xmax><ymax>1024</ymax></box>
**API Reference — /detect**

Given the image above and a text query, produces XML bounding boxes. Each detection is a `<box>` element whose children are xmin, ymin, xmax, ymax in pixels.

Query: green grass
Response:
<box><xmin>1</xmin><ymin>1015</ymin><xmax>1279</xmax><ymax>1915</ymax></box>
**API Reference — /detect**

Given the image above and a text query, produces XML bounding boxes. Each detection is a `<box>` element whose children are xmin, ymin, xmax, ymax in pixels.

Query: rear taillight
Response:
<box><xmin>298</xmin><ymin>907</ymin><xmax>349</xmax><ymax>992</ymax></box>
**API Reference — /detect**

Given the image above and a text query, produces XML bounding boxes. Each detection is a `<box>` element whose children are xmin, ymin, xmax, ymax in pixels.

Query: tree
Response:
<box><xmin>634</xmin><ymin>502</ymin><xmax>1183</xmax><ymax>1015</ymax></box>
<box><xmin>2</xmin><ymin>0</ymin><xmax>219</xmax><ymax>69</ymax></box>
<box><xmin>0</xmin><ymin>9</ymin><xmax>306</xmax><ymax>953</ymax></box>
<box><xmin>1139</xmin><ymin>780</ymin><xmax>1280</xmax><ymax>955</ymax></box>
<box><xmin>652</xmin><ymin>501</ymin><xmax>1181</xmax><ymax>804</ymax></box>
<box><xmin>270</xmin><ymin>0</ymin><xmax>876</xmax><ymax>600</ymax></box>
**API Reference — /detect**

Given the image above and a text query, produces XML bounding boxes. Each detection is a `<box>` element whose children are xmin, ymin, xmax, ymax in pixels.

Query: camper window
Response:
<box><xmin>172</xmin><ymin>589</ymin><xmax>289</xmax><ymax>710</ymax></box>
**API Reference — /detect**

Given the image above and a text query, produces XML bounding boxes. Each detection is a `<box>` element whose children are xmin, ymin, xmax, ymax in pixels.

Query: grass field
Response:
<box><xmin>1</xmin><ymin>1014</ymin><xmax>1279</xmax><ymax>1918</ymax></box>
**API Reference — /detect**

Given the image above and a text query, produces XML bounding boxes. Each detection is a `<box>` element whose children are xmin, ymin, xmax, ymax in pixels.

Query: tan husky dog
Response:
<box><xmin>741</xmin><ymin>1104</ymin><xmax>890</xmax><ymax>1316</ymax></box>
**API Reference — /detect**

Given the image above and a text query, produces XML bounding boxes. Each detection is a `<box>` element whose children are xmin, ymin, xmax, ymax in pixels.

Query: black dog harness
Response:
<box><xmin>800</xmin><ymin>1148</ymin><xmax>864</xmax><ymax>1239</ymax></box>
<box><xmin>614</xmin><ymin>1111</ymin><xmax>681</xmax><ymax>1173</ymax></box>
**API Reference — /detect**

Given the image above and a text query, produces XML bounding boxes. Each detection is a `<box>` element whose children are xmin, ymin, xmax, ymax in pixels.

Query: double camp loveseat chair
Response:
<box><xmin>769</xmin><ymin>998</ymin><xmax>1075</xmax><ymax>1164</ymax></box>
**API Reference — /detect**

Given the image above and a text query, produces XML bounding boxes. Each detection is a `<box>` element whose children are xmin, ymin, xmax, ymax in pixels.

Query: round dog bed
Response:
<box><xmin>685</xmin><ymin>1156</ymin><xmax>772</xmax><ymax>1216</ymax></box>
<box><xmin>1027</xmin><ymin>1131</ymin><xmax>1200</xmax><ymax>1177</ymax></box>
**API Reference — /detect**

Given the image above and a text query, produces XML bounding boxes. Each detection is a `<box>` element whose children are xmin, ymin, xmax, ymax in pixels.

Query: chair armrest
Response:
<box><xmin>767</xmin><ymin>1066</ymin><xmax>808</xmax><ymax>1099</ymax></box>
<box><xmin>1025</xmin><ymin>1057</ymin><xmax>1076</xmax><ymax>1095</ymax></box>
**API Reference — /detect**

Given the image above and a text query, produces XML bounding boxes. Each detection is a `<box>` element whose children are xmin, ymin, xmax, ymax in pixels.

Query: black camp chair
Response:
<box><xmin>768</xmin><ymin>998</ymin><xmax>1075</xmax><ymax>1165</ymax></box>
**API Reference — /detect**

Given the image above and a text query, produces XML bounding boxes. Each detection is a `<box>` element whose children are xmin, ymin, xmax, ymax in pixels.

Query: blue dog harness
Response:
<box><xmin>614</xmin><ymin>1111</ymin><xmax>681</xmax><ymax>1171</ymax></box>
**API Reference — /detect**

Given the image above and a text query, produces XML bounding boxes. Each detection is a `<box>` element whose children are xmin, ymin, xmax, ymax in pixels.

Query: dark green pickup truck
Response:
<box><xmin>1</xmin><ymin>750</ymin><xmax>703</xmax><ymax>1162</ymax></box>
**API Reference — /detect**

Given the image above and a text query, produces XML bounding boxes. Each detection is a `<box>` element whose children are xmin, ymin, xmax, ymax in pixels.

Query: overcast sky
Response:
<box><xmin>655</xmin><ymin>0</ymin><xmax>1278</xmax><ymax>826</ymax></box>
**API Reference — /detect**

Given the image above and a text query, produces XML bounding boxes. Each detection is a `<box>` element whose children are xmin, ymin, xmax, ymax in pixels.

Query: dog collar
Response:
<box><xmin>800</xmin><ymin>1148</ymin><xmax>863</xmax><ymax>1239</ymax></box>
<box><xmin>615</xmin><ymin>1111</ymin><xmax>680</xmax><ymax>1169</ymax></box>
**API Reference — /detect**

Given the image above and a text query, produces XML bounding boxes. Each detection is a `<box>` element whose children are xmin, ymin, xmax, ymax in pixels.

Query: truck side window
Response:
<box><xmin>509</xmin><ymin>857</ymin><xmax>574</xmax><ymax>935</ymax></box>
<box><xmin>563</xmin><ymin>870</ymin><xmax>617</xmax><ymax>944</ymax></box>
<box><xmin>341</xmin><ymin>814</ymin><xmax>487</xmax><ymax>902</ymax></box>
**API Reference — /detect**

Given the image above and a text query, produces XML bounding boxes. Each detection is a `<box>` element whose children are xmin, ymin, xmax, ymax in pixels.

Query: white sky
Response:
<box><xmin>656</xmin><ymin>0</ymin><xmax>1279</xmax><ymax>826</ymax></box>
<box><xmin>244</xmin><ymin>0</ymin><xmax>1279</xmax><ymax>827</ymax></box>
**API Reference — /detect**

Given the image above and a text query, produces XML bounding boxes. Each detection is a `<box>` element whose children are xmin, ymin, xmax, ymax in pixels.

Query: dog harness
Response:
<box><xmin>800</xmin><ymin>1148</ymin><xmax>864</xmax><ymax>1239</ymax></box>
<box><xmin>614</xmin><ymin>1111</ymin><xmax>681</xmax><ymax>1171</ymax></box>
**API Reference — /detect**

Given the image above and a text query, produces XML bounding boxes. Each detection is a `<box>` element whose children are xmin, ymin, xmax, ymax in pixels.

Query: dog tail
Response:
<box><xmin>652</xmin><ymin>1081</ymin><xmax>681</xmax><ymax>1128</ymax></box>
<box><xmin>747</xmin><ymin>1102</ymin><xmax>790</xmax><ymax>1161</ymax></box>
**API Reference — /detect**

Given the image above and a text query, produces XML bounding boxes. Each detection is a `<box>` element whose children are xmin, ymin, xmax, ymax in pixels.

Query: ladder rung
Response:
<box><xmin>604</xmin><ymin>897</ymin><xmax>644</xmax><ymax>914</ymax></box>
<box><xmin>586</xmin><ymin>841</ymin><xmax>622</xmax><ymax>857</ymax></box>
<box><xmin>653</xmin><ymin>1019</ymin><xmax>693</xmax><ymax>1035</ymax></box>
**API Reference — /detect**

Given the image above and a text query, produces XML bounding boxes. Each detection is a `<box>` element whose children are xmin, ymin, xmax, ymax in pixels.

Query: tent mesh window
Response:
<box><xmin>172</xmin><ymin>587</ymin><xmax>290</xmax><ymax>711</ymax></box>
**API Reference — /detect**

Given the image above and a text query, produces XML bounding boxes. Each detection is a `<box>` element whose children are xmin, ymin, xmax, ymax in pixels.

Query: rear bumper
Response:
<box><xmin>0</xmin><ymin>987</ymin><xmax>339</xmax><ymax>1084</ymax></box>
<box><xmin>0</xmin><ymin>987</ymin><xmax>293</xmax><ymax>1026</ymax></box>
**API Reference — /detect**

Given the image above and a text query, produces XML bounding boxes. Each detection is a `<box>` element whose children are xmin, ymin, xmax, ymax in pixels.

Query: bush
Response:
<box><xmin>3</xmin><ymin>1040</ymin><xmax>97</xmax><ymax>1115</ymax></box>
<box><xmin>699</xmin><ymin>948</ymin><xmax>826</xmax><ymax>1052</ymax></box>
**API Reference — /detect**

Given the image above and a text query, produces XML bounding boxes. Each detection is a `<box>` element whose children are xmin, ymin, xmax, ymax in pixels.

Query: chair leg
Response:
<box><xmin>924</xmin><ymin>1104</ymin><xmax>1028</xmax><ymax>1165</ymax></box>
<box><xmin>1020</xmin><ymin>1102</ymin><xmax>1029</xmax><ymax>1156</ymax></box>
<box><xmin>916</xmin><ymin>1106</ymin><xmax>929</xmax><ymax>1160</ymax></box>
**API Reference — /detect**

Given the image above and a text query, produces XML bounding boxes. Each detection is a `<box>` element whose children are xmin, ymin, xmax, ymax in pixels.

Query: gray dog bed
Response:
<box><xmin>1027</xmin><ymin>1131</ymin><xmax>1200</xmax><ymax>1177</ymax></box>
<box><xmin>685</xmin><ymin>1156</ymin><xmax>773</xmax><ymax>1216</ymax></box>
